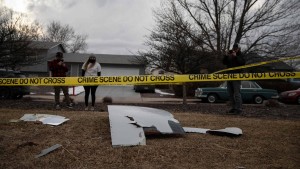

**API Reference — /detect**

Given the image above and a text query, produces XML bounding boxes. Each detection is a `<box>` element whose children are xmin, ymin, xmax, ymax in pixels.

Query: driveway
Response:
<box><xmin>96</xmin><ymin>86</ymin><xmax>140</xmax><ymax>98</ymax></box>
<box><xmin>75</xmin><ymin>86</ymin><xmax>142</xmax><ymax>103</ymax></box>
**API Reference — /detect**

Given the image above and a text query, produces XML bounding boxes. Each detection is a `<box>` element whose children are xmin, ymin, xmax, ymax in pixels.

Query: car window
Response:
<box><xmin>0</xmin><ymin>72</ymin><xmax>15</xmax><ymax>77</ymax></box>
<box><xmin>0</xmin><ymin>70</ymin><xmax>25</xmax><ymax>78</ymax></box>
<box><xmin>250</xmin><ymin>82</ymin><xmax>261</xmax><ymax>88</ymax></box>
<box><xmin>241</xmin><ymin>81</ymin><xmax>261</xmax><ymax>89</ymax></box>
<box><xmin>241</xmin><ymin>81</ymin><xmax>250</xmax><ymax>88</ymax></box>
<box><xmin>291</xmin><ymin>78</ymin><xmax>300</xmax><ymax>82</ymax></box>
<box><xmin>219</xmin><ymin>82</ymin><xmax>227</xmax><ymax>88</ymax></box>
<box><xmin>14</xmin><ymin>73</ymin><xmax>26</xmax><ymax>78</ymax></box>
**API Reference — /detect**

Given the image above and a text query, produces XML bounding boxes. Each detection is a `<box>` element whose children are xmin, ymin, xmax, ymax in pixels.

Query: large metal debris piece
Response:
<box><xmin>108</xmin><ymin>105</ymin><xmax>185</xmax><ymax>147</ymax></box>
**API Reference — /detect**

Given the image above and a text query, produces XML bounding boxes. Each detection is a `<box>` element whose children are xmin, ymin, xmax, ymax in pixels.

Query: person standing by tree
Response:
<box><xmin>222</xmin><ymin>44</ymin><xmax>245</xmax><ymax>114</ymax></box>
<box><xmin>81</xmin><ymin>55</ymin><xmax>101</xmax><ymax>111</ymax></box>
<box><xmin>49</xmin><ymin>52</ymin><xmax>73</xmax><ymax>109</ymax></box>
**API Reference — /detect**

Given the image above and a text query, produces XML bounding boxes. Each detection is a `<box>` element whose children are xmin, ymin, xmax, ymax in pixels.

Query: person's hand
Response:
<box><xmin>232</xmin><ymin>51</ymin><xmax>237</xmax><ymax>57</ymax></box>
<box><xmin>58</xmin><ymin>61</ymin><xmax>65</xmax><ymax>66</ymax></box>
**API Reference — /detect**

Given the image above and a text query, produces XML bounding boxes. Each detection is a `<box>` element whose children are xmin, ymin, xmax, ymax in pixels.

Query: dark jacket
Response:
<box><xmin>48</xmin><ymin>59</ymin><xmax>69</xmax><ymax>77</ymax></box>
<box><xmin>222</xmin><ymin>51</ymin><xmax>245</xmax><ymax>73</ymax></box>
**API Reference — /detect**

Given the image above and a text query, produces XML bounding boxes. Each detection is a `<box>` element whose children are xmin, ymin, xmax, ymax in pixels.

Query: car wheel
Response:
<box><xmin>207</xmin><ymin>94</ymin><xmax>218</xmax><ymax>103</ymax></box>
<box><xmin>12</xmin><ymin>94</ymin><xmax>23</xmax><ymax>99</ymax></box>
<box><xmin>297</xmin><ymin>96</ymin><xmax>300</xmax><ymax>105</ymax></box>
<box><xmin>0</xmin><ymin>88</ymin><xmax>11</xmax><ymax>99</ymax></box>
<box><xmin>253</xmin><ymin>95</ymin><xmax>263</xmax><ymax>104</ymax></box>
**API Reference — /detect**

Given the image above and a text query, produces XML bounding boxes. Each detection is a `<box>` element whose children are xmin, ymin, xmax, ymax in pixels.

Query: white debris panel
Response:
<box><xmin>108</xmin><ymin>105</ymin><xmax>185</xmax><ymax>147</ymax></box>
<box><xmin>20</xmin><ymin>114</ymin><xmax>69</xmax><ymax>126</ymax></box>
<box><xmin>183</xmin><ymin>127</ymin><xmax>209</xmax><ymax>134</ymax></box>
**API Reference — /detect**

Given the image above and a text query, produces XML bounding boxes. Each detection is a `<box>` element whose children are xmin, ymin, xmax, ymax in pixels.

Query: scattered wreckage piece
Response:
<box><xmin>184</xmin><ymin>127</ymin><xmax>242</xmax><ymax>137</ymax></box>
<box><xmin>206</xmin><ymin>127</ymin><xmax>243</xmax><ymax>137</ymax></box>
<box><xmin>20</xmin><ymin>114</ymin><xmax>69</xmax><ymax>126</ymax></box>
<box><xmin>35</xmin><ymin>144</ymin><xmax>62</xmax><ymax>158</ymax></box>
<box><xmin>183</xmin><ymin>127</ymin><xmax>209</xmax><ymax>134</ymax></box>
<box><xmin>108</xmin><ymin>105</ymin><xmax>242</xmax><ymax>147</ymax></box>
<box><xmin>108</xmin><ymin>105</ymin><xmax>185</xmax><ymax>147</ymax></box>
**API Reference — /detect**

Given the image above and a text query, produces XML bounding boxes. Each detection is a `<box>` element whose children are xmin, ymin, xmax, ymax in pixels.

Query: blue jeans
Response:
<box><xmin>227</xmin><ymin>81</ymin><xmax>242</xmax><ymax>111</ymax></box>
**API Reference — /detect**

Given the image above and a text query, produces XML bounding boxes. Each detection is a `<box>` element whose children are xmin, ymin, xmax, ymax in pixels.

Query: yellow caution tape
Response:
<box><xmin>1</xmin><ymin>56</ymin><xmax>299</xmax><ymax>86</ymax></box>
<box><xmin>0</xmin><ymin>72</ymin><xmax>299</xmax><ymax>86</ymax></box>
<box><xmin>213</xmin><ymin>55</ymin><xmax>300</xmax><ymax>74</ymax></box>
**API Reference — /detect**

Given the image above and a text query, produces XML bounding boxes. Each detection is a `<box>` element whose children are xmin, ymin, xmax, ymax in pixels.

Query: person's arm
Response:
<box><xmin>97</xmin><ymin>63</ymin><xmax>101</xmax><ymax>76</ymax></box>
<box><xmin>236</xmin><ymin>53</ymin><xmax>246</xmax><ymax>66</ymax></box>
<box><xmin>222</xmin><ymin>55</ymin><xmax>229</xmax><ymax>65</ymax></box>
<box><xmin>48</xmin><ymin>61</ymin><xmax>53</xmax><ymax>77</ymax></box>
<box><xmin>61</xmin><ymin>63</ymin><xmax>69</xmax><ymax>72</ymax></box>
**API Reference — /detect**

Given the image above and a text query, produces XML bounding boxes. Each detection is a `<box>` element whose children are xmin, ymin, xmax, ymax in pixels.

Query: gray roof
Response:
<box><xmin>29</xmin><ymin>41</ymin><xmax>66</xmax><ymax>52</ymax></box>
<box><xmin>63</xmin><ymin>53</ymin><xmax>144</xmax><ymax>65</ymax></box>
<box><xmin>245</xmin><ymin>53</ymin><xmax>294</xmax><ymax>71</ymax></box>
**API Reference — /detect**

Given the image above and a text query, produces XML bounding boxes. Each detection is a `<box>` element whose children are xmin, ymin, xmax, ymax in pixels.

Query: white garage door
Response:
<box><xmin>96</xmin><ymin>66</ymin><xmax>141</xmax><ymax>99</ymax></box>
<box><xmin>101</xmin><ymin>67</ymin><xmax>140</xmax><ymax>76</ymax></box>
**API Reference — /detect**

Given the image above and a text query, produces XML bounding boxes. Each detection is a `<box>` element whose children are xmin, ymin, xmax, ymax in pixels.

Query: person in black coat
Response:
<box><xmin>222</xmin><ymin>44</ymin><xmax>245</xmax><ymax>114</ymax></box>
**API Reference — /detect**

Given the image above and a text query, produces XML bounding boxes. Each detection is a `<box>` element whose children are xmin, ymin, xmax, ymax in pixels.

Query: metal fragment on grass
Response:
<box><xmin>184</xmin><ymin>127</ymin><xmax>242</xmax><ymax>137</ymax></box>
<box><xmin>207</xmin><ymin>127</ymin><xmax>243</xmax><ymax>137</ymax></box>
<box><xmin>20</xmin><ymin>114</ymin><xmax>69</xmax><ymax>126</ymax></box>
<box><xmin>35</xmin><ymin>144</ymin><xmax>62</xmax><ymax>158</ymax></box>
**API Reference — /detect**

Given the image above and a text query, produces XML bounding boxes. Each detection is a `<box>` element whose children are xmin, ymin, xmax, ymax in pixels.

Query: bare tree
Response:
<box><xmin>69</xmin><ymin>34</ymin><xmax>88</xmax><ymax>53</ymax></box>
<box><xmin>139</xmin><ymin>2</ymin><xmax>211</xmax><ymax>104</ymax></box>
<box><xmin>140</xmin><ymin>2</ymin><xmax>210</xmax><ymax>74</ymax></box>
<box><xmin>0</xmin><ymin>7</ymin><xmax>42</xmax><ymax>70</ymax></box>
<box><xmin>141</xmin><ymin>0</ymin><xmax>300</xmax><ymax>102</ymax></box>
<box><xmin>43</xmin><ymin>21</ymin><xmax>88</xmax><ymax>53</ymax></box>
<box><xmin>174</xmin><ymin>0</ymin><xmax>300</xmax><ymax>59</ymax></box>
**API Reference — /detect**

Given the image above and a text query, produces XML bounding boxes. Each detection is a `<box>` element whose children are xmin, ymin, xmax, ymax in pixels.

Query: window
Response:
<box><xmin>241</xmin><ymin>81</ymin><xmax>250</xmax><ymax>88</ymax></box>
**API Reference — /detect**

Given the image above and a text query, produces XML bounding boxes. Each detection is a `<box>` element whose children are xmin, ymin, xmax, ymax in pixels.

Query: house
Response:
<box><xmin>244</xmin><ymin>53</ymin><xmax>295</xmax><ymax>73</ymax></box>
<box><xmin>149</xmin><ymin>68</ymin><xmax>174</xmax><ymax>75</ymax></box>
<box><xmin>20</xmin><ymin>41</ymin><xmax>66</xmax><ymax>76</ymax></box>
<box><xmin>62</xmin><ymin>53</ymin><xmax>145</xmax><ymax>77</ymax></box>
<box><xmin>20</xmin><ymin>41</ymin><xmax>146</xmax><ymax>77</ymax></box>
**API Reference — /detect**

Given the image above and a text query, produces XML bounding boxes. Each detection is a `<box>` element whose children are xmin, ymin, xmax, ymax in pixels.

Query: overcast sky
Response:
<box><xmin>2</xmin><ymin>0</ymin><xmax>162</xmax><ymax>55</ymax></box>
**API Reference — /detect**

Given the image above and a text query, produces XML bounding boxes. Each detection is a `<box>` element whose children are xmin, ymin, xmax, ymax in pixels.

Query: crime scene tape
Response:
<box><xmin>0</xmin><ymin>72</ymin><xmax>299</xmax><ymax>86</ymax></box>
<box><xmin>213</xmin><ymin>55</ymin><xmax>300</xmax><ymax>74</ymax></box>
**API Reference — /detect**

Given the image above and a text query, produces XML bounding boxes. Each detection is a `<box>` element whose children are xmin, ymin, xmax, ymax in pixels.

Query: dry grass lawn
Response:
<box><xmin>0</xmin><ymin>108</ymin><xmax>299</xmax><ymax>169</ymax></box>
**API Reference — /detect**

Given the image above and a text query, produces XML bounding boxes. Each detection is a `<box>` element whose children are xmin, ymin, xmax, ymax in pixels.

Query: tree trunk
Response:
<box><xmin>182</xmin><ymin>83</ymin><xmax>187</xmax><ymax>105</ymax></box>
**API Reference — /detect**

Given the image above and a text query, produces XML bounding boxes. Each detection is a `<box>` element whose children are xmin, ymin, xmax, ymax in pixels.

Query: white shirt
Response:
<box><xmin>82</xmin><ymin>62</ymin><xmax>101</xmax><ymax>76</ymax></box>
